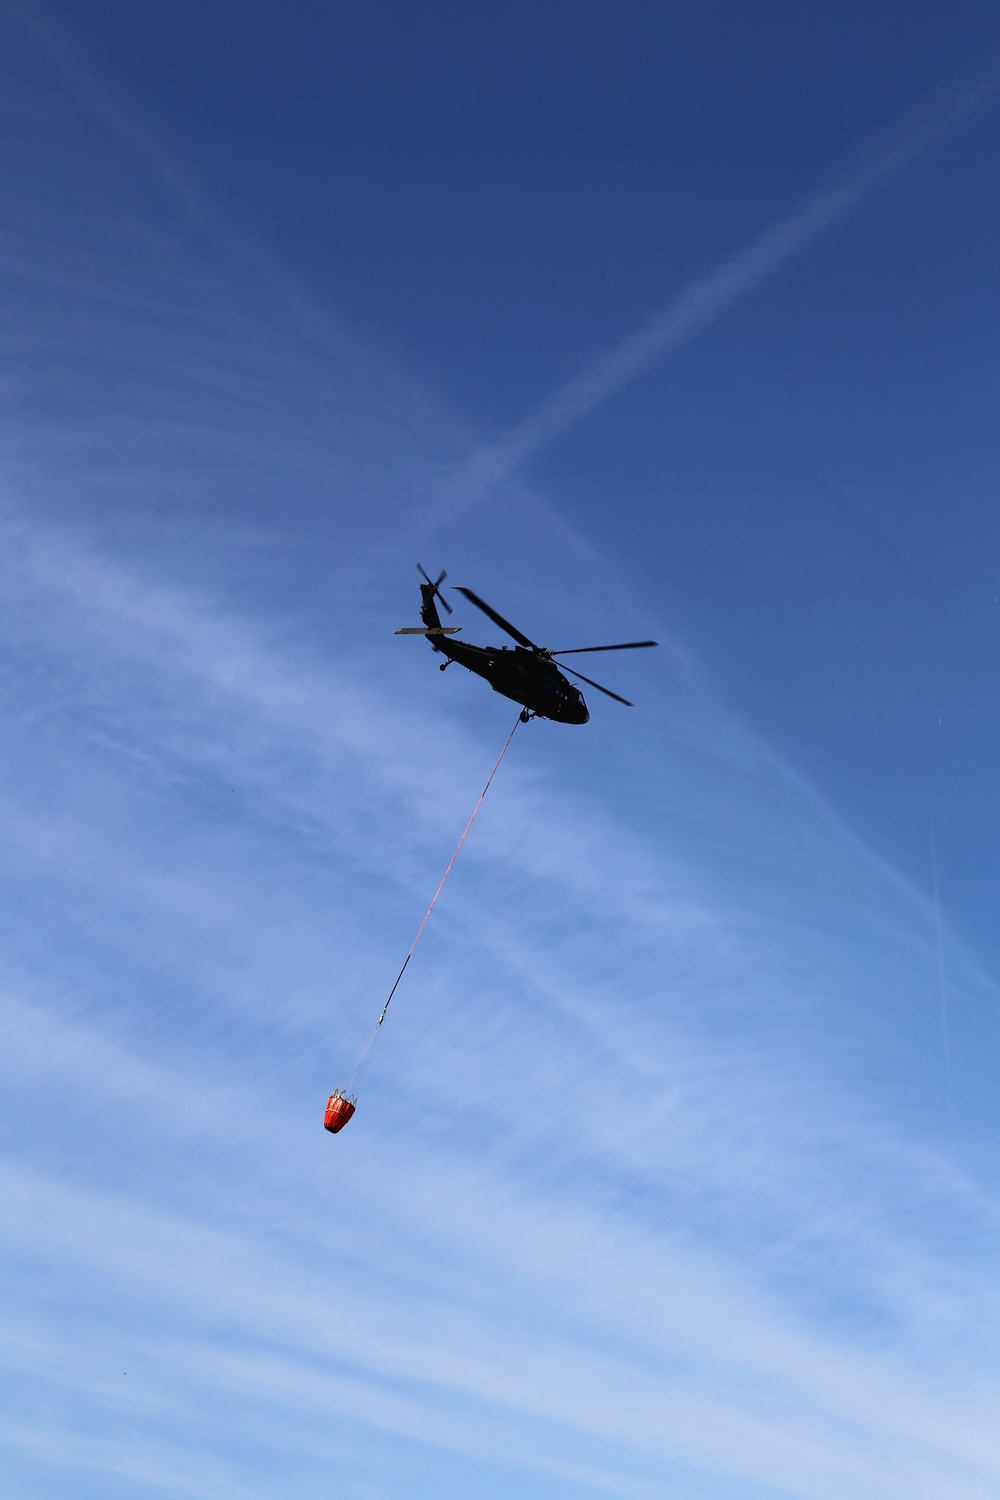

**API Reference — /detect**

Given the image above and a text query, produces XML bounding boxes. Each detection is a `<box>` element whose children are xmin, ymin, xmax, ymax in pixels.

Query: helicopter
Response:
<box><xmin>397</xmin><ymin>566</ymin><xmax>657</xmax><ymax>724</ymax></box>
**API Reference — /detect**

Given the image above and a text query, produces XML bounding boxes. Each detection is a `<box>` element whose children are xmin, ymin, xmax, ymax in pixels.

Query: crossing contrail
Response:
<box><xmin>439</xmin><ymin>41</ymin><xmax>1000</xmax><ymax>512</ymax></box>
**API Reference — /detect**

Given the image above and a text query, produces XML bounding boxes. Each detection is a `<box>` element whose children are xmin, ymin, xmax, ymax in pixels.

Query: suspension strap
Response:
<box><xmin>349</xmin><ymin>714</ymin><xmax>521</xmax><ymax>1083</ymax></box>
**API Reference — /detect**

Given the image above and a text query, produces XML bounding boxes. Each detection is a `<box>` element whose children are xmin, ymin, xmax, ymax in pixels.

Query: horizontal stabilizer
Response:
<box><xmin>395</xmin><ymin>626</ymin><xmax>461</xmax><ymax>635</ymax></box>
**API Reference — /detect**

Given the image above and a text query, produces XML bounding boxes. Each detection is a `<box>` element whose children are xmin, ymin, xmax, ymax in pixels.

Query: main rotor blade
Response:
<box><xmin>417</xmin><ymin>562</ymin><xmax>452</xmax><ymax>612</ymax></box>
<box><xmin>560</xmin><ymin>663</ymin><xmax>633</xmax><ymax>707</ymax></box>
<box><xmin>455</xmin><ymin>586</ymin><xmax>539</xmax><ymax>651</ymax></box>
<box><xmin>552</xmin><ymin>640</ymin><xmax>658</xmax><ymax>655</ymax></box>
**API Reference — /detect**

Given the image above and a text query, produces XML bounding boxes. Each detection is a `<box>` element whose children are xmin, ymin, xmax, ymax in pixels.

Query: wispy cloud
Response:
<box><xmin>4</xmin><ymin>488</ymin><xmax>1000</xmax><ymax>1499</ymax></box>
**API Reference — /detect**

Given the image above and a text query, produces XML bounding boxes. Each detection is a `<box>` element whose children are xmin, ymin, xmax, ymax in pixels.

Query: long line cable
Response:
<box><xmin>347</xmin><ymin>713</ymin><xmax>522</xmax><ymax>1088</ymax></box>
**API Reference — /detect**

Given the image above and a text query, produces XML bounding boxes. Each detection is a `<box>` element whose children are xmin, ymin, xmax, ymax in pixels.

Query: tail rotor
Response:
<box><xmin>417</xmin><ymin>564</ymin><xmax>453</xmax><ymax>614</ymax></box>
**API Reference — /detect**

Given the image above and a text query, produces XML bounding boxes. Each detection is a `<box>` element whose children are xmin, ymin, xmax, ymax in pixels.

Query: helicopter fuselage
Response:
<box><xmin>435</xmin><ymin>636</ymin><xmax>589</xmax><ymax>724</ymax></box>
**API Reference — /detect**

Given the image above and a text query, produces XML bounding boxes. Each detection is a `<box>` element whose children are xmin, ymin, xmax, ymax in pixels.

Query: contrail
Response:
<box><xmin>439</xmin><ymin>42</ymin><xmax>1000</xmax><ymax>511</ymax></box>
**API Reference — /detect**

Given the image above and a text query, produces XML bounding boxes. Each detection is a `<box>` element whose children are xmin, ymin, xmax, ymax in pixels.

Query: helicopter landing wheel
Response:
<box><xmin>519</xmin><ymin>709</ymin><xmax>532</xmax><ymax>723</ymax></box>
<box><xmin>439</xmin><ymin>661</ymin><xmax>449</xmax><ymax>672</ymax></box>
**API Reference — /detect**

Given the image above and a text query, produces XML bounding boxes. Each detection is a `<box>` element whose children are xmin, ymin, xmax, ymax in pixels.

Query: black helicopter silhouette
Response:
<box><xmin>397</xmin><ymin>566</ymin><xmax>657</xmax><ymax>724</ymax></box>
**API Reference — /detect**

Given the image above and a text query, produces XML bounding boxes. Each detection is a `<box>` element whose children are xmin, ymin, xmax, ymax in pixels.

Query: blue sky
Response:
<box><xmin>2</xmin><ymin>4</ymin><xmax>1000</xmax><ymax>1497</ymax></box>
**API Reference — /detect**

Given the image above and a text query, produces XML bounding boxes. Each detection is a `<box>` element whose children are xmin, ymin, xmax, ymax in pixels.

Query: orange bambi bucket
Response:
<box><xmin>324</xmin><ymin>1091</ymin><xmax>356</xmax><ymax>1133</ymax></box>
